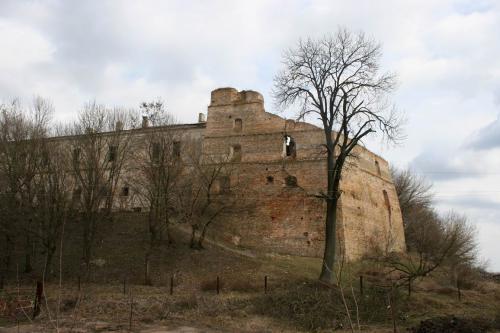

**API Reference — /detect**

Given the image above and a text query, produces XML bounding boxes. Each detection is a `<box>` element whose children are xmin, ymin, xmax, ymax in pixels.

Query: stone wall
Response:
<box><xmin>202</xmin><ymin>87</ymin><xmax>406</xmax><ymax>260</ymax></box>
<box><xmin>39</xmin><ymin>87</ymin><xmax>405</xmax><ymax>261</ymax></box>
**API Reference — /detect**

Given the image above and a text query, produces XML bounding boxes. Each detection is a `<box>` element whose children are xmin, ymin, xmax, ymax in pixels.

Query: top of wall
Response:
<box><xmin>210</xmin><ymin>87</ymin><xmax>264</xmax><ymax>106</ymax></box>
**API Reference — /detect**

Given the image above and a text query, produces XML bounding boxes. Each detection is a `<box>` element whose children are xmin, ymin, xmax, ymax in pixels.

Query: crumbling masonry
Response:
<box><xmin>199</xmin><ymin>88</ymin><xmax>406</xmax><ymax>260</ymax></box>
<box><xmin>87</xmin><ymin>87</ymin><xmax>406</xmax><ymax>260</ymax></box>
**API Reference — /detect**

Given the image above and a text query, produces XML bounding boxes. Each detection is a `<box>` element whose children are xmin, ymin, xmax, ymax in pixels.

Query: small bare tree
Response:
<box><xmin>390</xmin><ymin>168</ymin><xmax>433</xmax><ymax>225</ymax></box>
<box><xmin>132</xmin><ymin>100</ymin><xmax>183</xmax><ymax>285</ymax></box>
<box><xmin>274</xmin><ymin>29</ymin><xmax>403</xmax><ymax>283</ymax></box>
<box><xmin>376</xmin><ymin>168</ymin><xmax>479</xmax><ymax>295</ymax></box>
<box><xmin>176</xmin><ymin>140</ymin><xmax>239</xmax><ymax>249</ymax></box>
<box><xmin>69</xmin><ymin>102</ymin><xmax>136</xmax><ymax>276</ymax></box>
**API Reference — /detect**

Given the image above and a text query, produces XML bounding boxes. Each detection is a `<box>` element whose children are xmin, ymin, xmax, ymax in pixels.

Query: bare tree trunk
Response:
<box><xmin>320</xmin><ymin>147</ymin><xmax>338</xmax><ymax>284</ymax></box>
<box><xmin>190</xmin><ymin>224</ymin><xmax>198</xmax><ymax>249</ymax></box>
<box><xmin>43</xmin><ymin>245</ymin><xmax>56</xmax><ymax>280</ymax></box>
<box><xmin>24</xmin><ymin>235</ymin><xmax>33</xmax><ymax>273</ymax></box>
<box><xmin>320</xmin><ymin>198</ymin><xmax>338</xmax><ymax>283</ymax></box>
<box><xmin>2</xmin><ymin>234</ymin><xmax>13</xmax><ymax>275</ymax></box>
<box><xmin>144</xmin><ymin>252</ymin><xmax>152</xmax><ymax>286</ymax></box>
<box><xmin>144</xmin><ymin>224</ymin><xmax>156</xmax><ymax>285</ymax></box>
<box><xmin>82</xmin><ymin>218</ymin><xmax>92</xmax><ymax>279</ymax></box>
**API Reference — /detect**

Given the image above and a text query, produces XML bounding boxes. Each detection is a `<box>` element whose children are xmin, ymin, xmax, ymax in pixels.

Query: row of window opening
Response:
<box><xmin>71</xmin><ymin>141</ymin><xmax>182</xmax><ymax>164</ymax></box>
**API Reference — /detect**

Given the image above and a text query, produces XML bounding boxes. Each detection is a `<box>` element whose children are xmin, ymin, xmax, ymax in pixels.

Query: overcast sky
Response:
<box><xmin>1</xmin><ymin>0</ymin><xmax>499</xmax><ymax>271</ymax></box>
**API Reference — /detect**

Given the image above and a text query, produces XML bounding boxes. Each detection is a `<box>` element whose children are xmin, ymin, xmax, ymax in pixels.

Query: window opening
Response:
<box><xmin>173</xmin><ymin>141</ymin><xmax>181</xmax><ymax>157</ymax></box>
<box><xmin>234</xmin><ymin>118</ymin><xmax>242</xmax><ymax>132</ymax></box>
<box><xmin>285</xmin><ymin>175</ymin><xmax>298</xmax><ymax>187</ymax></box>
<box><xmin>152</xmin><ymin>142</ymin><xmax>161</xmax><ymax>162</ymax></box>
<box><xmin>231</xmin><ymin>144</ymin><xmax>241</xmax><ymax>162</ymax></box>
<box><xmin>375</xmin><ymin>160</ymin><xmax>381</xmax><ymax>176</ymax></box>
<box><xmin>284</xmin><ymin>135</ymin><xmax>296</xmax><ymax>158</ymax></box>
<box><xmin>219</xmin><ymin>176</ymin><xmax>230</xmax><ymax>193</ymax></box>
<box><xmin>108</xmin><ymin>145</ymin><xmax>117</xmax><ymax>162</ymax></box>
<box><xmin>121</xmin><ymin>187</ymin><xmax>130</xmax><ymax>197</ymax></box>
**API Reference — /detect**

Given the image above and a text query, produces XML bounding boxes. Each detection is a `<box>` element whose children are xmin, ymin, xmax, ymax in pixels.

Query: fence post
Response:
<box><xmin>264</xmin><ymin>275</ymin><xmax>268</xmax><ymax>294</ymax></box>
<box><xmin>32</xmin><ymin>280</ymin><xmax>43</xmax><ymax>319</ymax></box>
<box><xmin>359</xmin><ymin>275</ymin><xmax>363</xmax><ymax>296</ymax></box>
<box><xmin>78</xmin><ymin>275</ymin><xmax>81</xmax><ymax>291</ymax></box>
<box><xmin>216</xmin><ymin>276</ymin><xmax>220</xmax><ymax>295</ymax></box>
<box><xmin>123</xmin><ymin>277</ymin><xmax>127</xmax><ymax>295</ymax></box>
<box><xmin>128</xmin><ymin>290</ymin><xmax>133</xmax><ymax>331</ymax></box>
<box><xmin>170</xmin><ymin>276</ymin><xmax>174</xmax><ymax>295</ymax></box>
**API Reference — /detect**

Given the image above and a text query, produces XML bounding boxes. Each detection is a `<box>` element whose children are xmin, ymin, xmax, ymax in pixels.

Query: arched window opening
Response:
<box><xmin>234</xmin><ymin>118</ymin><xmax>242</xmax><ymax>132</ymax></box>
<box><xmin>151</xmin><ymin>142</ymin><xmax>161</xmax><ymax>162</ymax></box>
<box><xmin>284</xmin><ymin>135</ymin><xmax>296</xmax><ymax>158</ymax></box>
<box><xmin>173</xmin><ymin>141</ymin><xmax>181</xmax><ymax>157</ymax></box>
<box><xmin>231</xmin><ymin>144</ymin><xmax>241</xmax><ymax>162</ymax></box>
<box><xmin>108</xmin><ymin>145</ymin><xmax>118</xmax><ymax>162</ymax></box>
<box><xmin>72</xmin><ymin>148</ymin><xmax>81</xmax><ymax>165</ymax></box>
<box><xmin>383</xmin><ymin>190</ymin><xmax>391</xmax><ymax>215</ymax></box>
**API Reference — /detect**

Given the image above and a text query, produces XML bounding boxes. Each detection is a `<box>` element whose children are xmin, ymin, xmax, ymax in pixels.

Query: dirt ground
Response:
<box><xmin>1</xmin><ymin>229</ymin><xmax>499</xmax><ymax>332</ymax></box>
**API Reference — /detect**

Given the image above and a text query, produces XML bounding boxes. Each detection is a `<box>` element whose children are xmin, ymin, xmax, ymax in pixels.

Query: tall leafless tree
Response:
<box><xmin>69</xmin><ymin>102</ymin><xmax>136</xmax><ymax>277</ymax></box>
<box><xmin>274</xmin><ymin>29</ymin><xmax>403</xmax><ymax>283</ymax></box>
<box><xmin>32</xmin><ymin>137</ymin><xmax>73</xmax><ymax>278</ymax></box>
<box><xmin>0</xmin><ymin>97</ymin><xmax>52</xmax><ymax>275</ymax></box>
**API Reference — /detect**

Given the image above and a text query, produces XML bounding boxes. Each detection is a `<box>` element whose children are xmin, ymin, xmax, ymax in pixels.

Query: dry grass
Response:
<box><xmin>2</xmin><ymin>220</ymin><xmax>500</xmax><ymax>332</ymax></box>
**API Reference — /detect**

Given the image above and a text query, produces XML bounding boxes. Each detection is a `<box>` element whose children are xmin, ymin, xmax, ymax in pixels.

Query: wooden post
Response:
<box><xmin>264</xmin><ymin>275</ymin><xmax>268</xmax><ymax>294</ymax></box>
<box><xmin>359</xmin><ymin>275</ymin><xmax>364</xmax><ymax>296</ymax></box>
<box><xmin>128</xmin><ymin>290</ymin><xmax>133</xmax><ymax>331</ymax></box>
<box><xmin>170</xmin><ymin>276</ymin><xmax>174</xmax><ymax>295</ymax></box>
<box><xmin>32</xmin><ymin>280</ymin><xmax>43</xmax><ymax>319</ymax></box>
<box><xmin>123</xmin><ymin>277</ymin><xmax>127</xmax><ymax>295</ymax></box>
<box><xmin>78</xmin><ymin>276</ymin><xmax>81</xmax><ymax>291</ymax></box>
<box><xmin>216</xmin><ymin>276</ymin><xmax>220</xmax><ymax>295</ymax></box>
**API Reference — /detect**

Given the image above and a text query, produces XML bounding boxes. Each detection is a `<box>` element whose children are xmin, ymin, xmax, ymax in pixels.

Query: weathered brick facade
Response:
<box><xmin>55</xmin><ymin>87</ymin><xmax>405</xmax><ymax>261</ymax></box>
<box><xmin>200</xmin><ymin>88</ymin><xmax>406</xmax><ymax>260</ymax></box>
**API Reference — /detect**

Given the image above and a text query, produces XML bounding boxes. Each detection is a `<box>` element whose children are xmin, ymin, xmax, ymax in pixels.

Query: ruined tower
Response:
<box><xmin>202</xmin><ymin>88</ymin><xmax>406</xmax><ymax>260</ymax></box>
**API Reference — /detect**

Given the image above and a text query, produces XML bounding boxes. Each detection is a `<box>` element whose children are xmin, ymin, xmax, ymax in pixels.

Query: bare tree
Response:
<box><xmin>390</xmin><ymin>167</ymin><xmax>433</xmax><ymax>223</ymax></box>
<box><xmin>176</xmin><ymin>140</ymin><xmax>238</xmax><ymax>249</ymax></box>
<box><xmin>69</xmin><ymin>102</ymin><xmax>137</xmax><ymax>276</ymax></box>
<box><xmin>380</xmin><ymin>168</ymin><xmax>479</xmax><ymax>293</ymax></box>
<box><xmin>31</xmin><ymin>137</ymin><xmax>73</xmax><ymax>278</ymax></box>
<box><xmin>274</xmin><ymin>29</ymin><xmax>403</xmax><ymax>283</ymax></box>
<box><xmin>0</xmin><ymin>98</ymin><xmax>52</xmax><ymax>275</ymax></box>
<box><xmin>377</xmin><ymin>211</ymin><xmax>478</xmax><ymax>294</ymax></box>
<box><xmin>132</xmin><ymin>100</ymin><xmax>182</xmax><ymax>285</ymax></box>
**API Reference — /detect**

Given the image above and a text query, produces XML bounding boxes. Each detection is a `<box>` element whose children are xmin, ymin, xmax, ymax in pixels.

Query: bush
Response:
<box><xmin>409</xmin><ymin>316</ymin><xmax>491</xmax><ymax>333</ymax></box>
<box><xmin>245</xmin><ymin>281</ymin><xmax>403</xmax><ymax>331</ymax></box>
